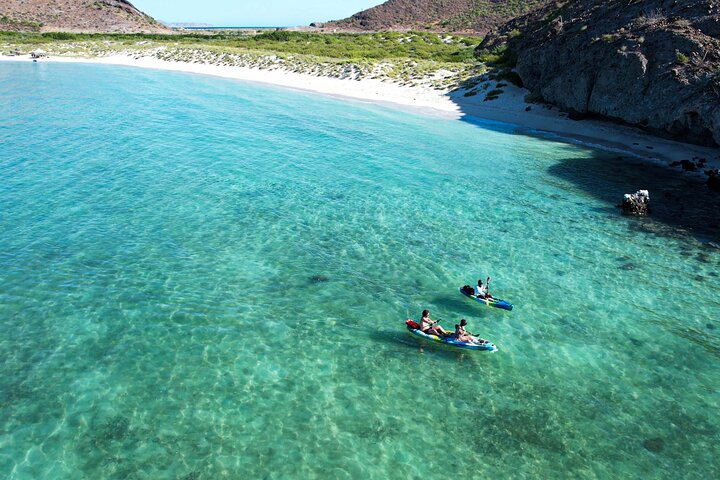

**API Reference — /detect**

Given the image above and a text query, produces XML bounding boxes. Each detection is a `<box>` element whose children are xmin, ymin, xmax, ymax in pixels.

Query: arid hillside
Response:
<box><xmin>0</xmin><ymin>0</ymin><xmax>169</xmax><ymax>33</ymax></box>
<box><xmin>319</xmin><ymin>0</ymin><xmax>548</xmax><ymax>33</ymax></box>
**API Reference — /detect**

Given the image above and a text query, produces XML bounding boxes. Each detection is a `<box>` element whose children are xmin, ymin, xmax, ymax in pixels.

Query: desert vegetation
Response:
<box><xmin>0</xmin><ymin>30</ymin><xmax>495</xmax><ymax>91</ymax></box>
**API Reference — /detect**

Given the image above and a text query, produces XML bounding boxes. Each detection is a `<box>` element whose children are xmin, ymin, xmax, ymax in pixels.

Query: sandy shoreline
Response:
<box><xmin>2</xmin><ymin>53</ymin><xmax>718</xmax><ymax>170</ymax></box>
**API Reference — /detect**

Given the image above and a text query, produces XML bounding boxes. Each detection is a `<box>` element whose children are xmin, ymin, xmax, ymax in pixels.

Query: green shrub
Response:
<box><xmin>41</xmin><ymin>32</ymin><xmax>78</xmax><ymax>40</ymax></box>
<box><xmin>485</xmin><ymin>88</ymin><xmax>504</xmax><ymax>101</ymax></box>
<box><xmin>675</xmin><ymin>51</ymin><xmax>689</xmax><ymax>64</ymax></box>
<box><xmin>0</xmin><ymin>30</ymin><xmax>482</xmax><ymax>64</ymax></box>
<box><xmin>476</xmin><ymin>45</ymin><xmax>517</xmax><ymax>68</ymax></box>
<box><xmin>635</xmin><ymin>8</ymin><xmax>665</xmax><ymax>26</ymax></box>
<box><xmin>253</xmin><ymin>30</ymin><xmax>292</xmax><ymax>42</ymax></box>
<box><xmin>488</xmin><ymin>68</ymin><xmax>522</xmax><ymax>86</ymax></box>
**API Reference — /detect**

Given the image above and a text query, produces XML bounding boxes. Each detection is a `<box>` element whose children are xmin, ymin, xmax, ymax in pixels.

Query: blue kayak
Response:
<box><xmin>459</xmin><ymin>287</ymin><xmax>513</xmax><ymax>311</ymax></box>
<box><xmin>405</xmin><ymin>320</ymin><xmax>498</xmax><ymax>352</ymax></box>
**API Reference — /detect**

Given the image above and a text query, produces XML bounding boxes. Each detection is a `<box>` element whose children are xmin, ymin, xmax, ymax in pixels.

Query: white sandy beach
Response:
<box><xmin>2</xmin><ymin>53</ymin><xmax>718</xmax><ymax>169</ymax></box>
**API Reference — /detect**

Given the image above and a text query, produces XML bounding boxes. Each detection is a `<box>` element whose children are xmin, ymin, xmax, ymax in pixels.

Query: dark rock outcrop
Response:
<box><xmin>478</xmin><ymin>0</ymin><xmax>720</xmax><ymax>147</ymax></box>
<box><xmin>621</xmin><ymin>189</ymin><xmax>651</xmax><ymax>215</ymax></box>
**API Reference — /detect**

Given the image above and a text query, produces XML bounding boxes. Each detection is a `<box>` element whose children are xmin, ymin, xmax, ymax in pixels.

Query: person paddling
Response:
<box><xmin>454</xmin><ymin>319</ymin><xmax>487</xmax><ymax>344</ymax></box>
<box><xmin>475</xmin><ymin>277</ymin><xmax>492</xmax><ymax>305</ymax></box>
<box><xmin>420</xmin><ymin>309</ymin><xmax>450</xmax><ymax>337</ymax></box>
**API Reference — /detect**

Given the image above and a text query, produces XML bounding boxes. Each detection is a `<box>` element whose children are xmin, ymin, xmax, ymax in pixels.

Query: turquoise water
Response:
<box><xmin>1</xmin><ymin>62</ymin><xmax>718</xmax><ymax>479</ymax></box>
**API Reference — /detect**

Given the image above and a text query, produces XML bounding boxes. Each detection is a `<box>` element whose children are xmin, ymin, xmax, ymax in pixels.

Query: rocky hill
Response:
<box><xmin>479</xmin><ymin>0</ymin><xmax>720</xmax><ymax>147</ymax></box>
<box><xmin>320</xmin><ymin>0</ymin><xmax>549</xmax><ymax>33</ymax></box>
<box><xmin>0</xmin><ymin>0</ymin><xmax>170</xmax><ymax>33</ymax></box>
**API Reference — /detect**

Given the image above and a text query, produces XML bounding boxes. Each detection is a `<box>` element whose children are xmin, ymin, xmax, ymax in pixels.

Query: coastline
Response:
<box><xmin>2</xmin><ymin>53</ymin><xmax>718</xmax><ymax>170</ymax></box>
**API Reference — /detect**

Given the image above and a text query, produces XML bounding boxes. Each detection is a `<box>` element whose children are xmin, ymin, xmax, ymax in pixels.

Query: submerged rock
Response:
<box><xmin>643</xmin><ymin>437</ymin><xmax>665</xmax><ymax>453</ymax></box>
<box><xmin>696</xmin><ymin>253</ymin><xmax>710</xmax><ymax>263</ymax></box>
<box><xmin>92</xmin><ymin>415</ymin><xmax>131</xmax><ymax>446</ymax></box>
<box><xmin>310</xmin><ymin>274</ymin><xmax>330</xmax><ymax>283</ymax></box>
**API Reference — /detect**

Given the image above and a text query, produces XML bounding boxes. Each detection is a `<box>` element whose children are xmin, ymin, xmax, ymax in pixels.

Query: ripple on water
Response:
<box><xmin>0</xmin><ymin>62</ymin><xmax>718</xmax><ymax>479</ymax></box>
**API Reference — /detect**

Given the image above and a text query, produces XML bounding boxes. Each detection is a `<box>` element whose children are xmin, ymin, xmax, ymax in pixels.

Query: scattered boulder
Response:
<box><xmin>681</xmin><ymin>159</ymin><xmax>698</xmax><ymax>171</ymax></box>
<box><xmin>567</xmin><ymin>108</ymin><xmax>588</xmax><ymax>120</ymax></box>
<box><xmin>621</xmin><ymin>189</ymin><xmax>650</xmax><ymax>215</ymax></box>
<box><xmin>708</xmin><ymin>173</ymin><xmax>720</xmax><ymax>192</ymax></box>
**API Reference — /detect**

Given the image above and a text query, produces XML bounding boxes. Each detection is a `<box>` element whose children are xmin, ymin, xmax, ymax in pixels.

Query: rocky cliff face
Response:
<box><xmin>479</xmin><ymin>0</ymin><xmax>720</xmax><ymax>147</ymax></box>
<box><xmin>0</xmin><ymin>0</ymin><xmax>170</xmax><ymax>33</ymax></box>
<box><xmin>321</xmin><ymin>0</ymin><xmax>548</xmax><ymax>34</ymax></box>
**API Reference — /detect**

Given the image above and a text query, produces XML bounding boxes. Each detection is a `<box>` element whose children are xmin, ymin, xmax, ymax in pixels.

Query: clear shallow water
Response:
<box><xmin>0</xmin><ymin>62</ymin><xmax>718</xmax><ymax>479</ymax></box>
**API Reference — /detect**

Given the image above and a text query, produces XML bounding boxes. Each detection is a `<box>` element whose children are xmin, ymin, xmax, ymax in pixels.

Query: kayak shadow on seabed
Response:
<box><xmin>429</xmin><ymin>295</ymin><xmax>493</xmax><ymax>318</ymax></box>
<box><xmin>367</xmin><ymin>330</ymin><xmax>481</xmax><ymax>363</ymax></box>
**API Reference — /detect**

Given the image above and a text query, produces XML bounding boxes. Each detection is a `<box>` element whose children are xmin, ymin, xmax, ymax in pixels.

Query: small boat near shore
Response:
<box><xmin>405</xmin><ymin>320</ymin><xmax>498</xmax><ymax>352</ymax></box>
<box><xmin>459</xmin><ymin>286</ymin><xmax>513</xmax><ymax>310</ymax></box>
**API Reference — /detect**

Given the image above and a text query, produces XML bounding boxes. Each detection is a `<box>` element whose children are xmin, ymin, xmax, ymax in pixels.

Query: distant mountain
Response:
<box><xmin>0</xmin><ymin>0</ymin><xmax>170</xmax><ymax>33</ymax></box>
<box><xmin>165</xmin><ymin>22</ymin><xmax>214</xmax><ymax>28</ymax></box>
<box><xmin>320</xmin><ymin>0</ymin><xmax>549</xmax><ymax>33</ymax></box>
<box><xmin>479</xmin><ymin>0</ymin><xmax>720</xmax><ymax>147</ymax></box>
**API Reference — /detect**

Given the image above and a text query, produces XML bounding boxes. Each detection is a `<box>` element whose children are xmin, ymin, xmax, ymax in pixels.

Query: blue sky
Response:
<box><xmin>132</xmin><ymin>1</ymin><xmax>385</xmax><ymax>27</ymax></box>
